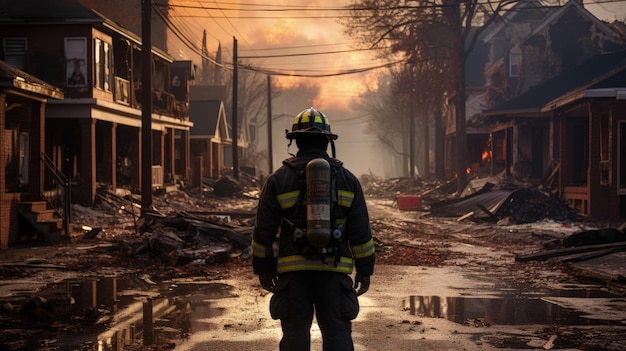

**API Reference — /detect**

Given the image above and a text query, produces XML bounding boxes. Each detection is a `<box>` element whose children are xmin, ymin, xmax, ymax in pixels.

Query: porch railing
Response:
<box><xmin>41</xmin><ymin>152</ymin><xmax>71</xmax><ymax>237</ymax></box>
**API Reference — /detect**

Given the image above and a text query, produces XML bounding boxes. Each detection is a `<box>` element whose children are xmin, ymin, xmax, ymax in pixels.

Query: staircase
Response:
<box><xmin>18</xmin><ymin>201</ymin><xmax>65</xmax><ymax>243</ymax></box>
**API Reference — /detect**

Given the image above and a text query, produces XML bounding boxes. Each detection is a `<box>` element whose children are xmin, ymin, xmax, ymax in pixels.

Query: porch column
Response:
<box><xmin>80</xmin><ymin>119</ymin><xmax>96</xmax><ymax>206</ymax></box>
<box><xmin>205</xmin><ymin>140</ymin><xmax>211</xmax><ymax>177</ymax></box>
<box><xmin>135</xmin><ymin>127</ymin><xmax>142</xmax><ymax>190</ymax></box>
<box><xmin>157</xmin><ymin>130</ymin><xmax>164</xmax><ymax>167</ymax></box>
<box><xmin>110</xmin><ymin>123</ymin><xmax>117</xmax><ymax>191</ymax></box>
<box><xmin>182</xmin><ymin>130</ymin><xmax>190</xmax><ymax>180</ymax></box>
<box><xmin>31</xmin><ymin>100</ymin><xmax>45</xmax><ymax>200</ymax></box>
<box><xmin>166</xmin><ymin>128</ymin><xmax>175</xmax><ymax>182</ymax></box>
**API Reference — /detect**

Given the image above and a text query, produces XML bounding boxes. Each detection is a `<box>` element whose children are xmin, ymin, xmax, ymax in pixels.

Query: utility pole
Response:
<box><xmin>232</xmin><ymin>37</ymin><xmax>239</xmax><ymax>180</ymax></box>
<box><xmin>141</xmin><ymin>0</ymin><xmax>152</xmax><ymax>216</ymax></box>
<box><xmin>409</xmin><ymin>99</ymin><xmax>415</xmax><ymax>177</ymax></box>
<box><xmin>267</xmin><ymin>75</ymin><xmax>273</xmax><ymax>174</ymax></box>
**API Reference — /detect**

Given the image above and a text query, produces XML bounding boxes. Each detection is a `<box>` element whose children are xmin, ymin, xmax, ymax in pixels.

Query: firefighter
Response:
<box><xmin>252</xmin><ymin>107</ymin><xmax>375</xmax><ymax>351</ymax></box>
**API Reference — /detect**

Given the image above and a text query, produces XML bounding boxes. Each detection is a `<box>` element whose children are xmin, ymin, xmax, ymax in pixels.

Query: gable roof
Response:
<box><xmin>189</xmin><ymin>99</ymin><xmax>229</xmax><ymax>140</ymax></box>
<box><xmin>529</xmin><ymin>0</ymin><xmax>616</xmax><ymax>40</ymax></box>
<box><xmin>482</xmin><ymin>0</ymin><xmax>550</xmax><ymax>43</ymax></box>
<box><xmin>481</xmin><ymin>50</ymin><xmax>626</xmax><ymax>117</ymax></box>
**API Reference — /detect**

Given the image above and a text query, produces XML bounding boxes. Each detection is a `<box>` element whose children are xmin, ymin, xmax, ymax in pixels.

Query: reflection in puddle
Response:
<box><xmin>406</xmin><ymin>288</ymin><xmax>624</xmax><ymax>326</ymax></box>
<box><xmin>32</xmin><ymin>275</ymin><xmax>234</xmax><ymax>350</ymax></box>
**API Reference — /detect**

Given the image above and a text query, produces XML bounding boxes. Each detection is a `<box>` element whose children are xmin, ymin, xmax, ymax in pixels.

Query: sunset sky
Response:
<box><xmin>162</xmin><ymin>0</ymin><xmax>626</xmax><ymax>177</ymax></box>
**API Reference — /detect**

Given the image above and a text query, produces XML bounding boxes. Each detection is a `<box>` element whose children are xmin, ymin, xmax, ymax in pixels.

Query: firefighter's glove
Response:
<box><xmin>354</xmin><ymin>274</ymin><xmax>370</xmax><ymax>296</ymax></box>
<box><xmin>259</xmin><ymin>273</ymin><xmax>277</xmax><ymax>292</ymax></box>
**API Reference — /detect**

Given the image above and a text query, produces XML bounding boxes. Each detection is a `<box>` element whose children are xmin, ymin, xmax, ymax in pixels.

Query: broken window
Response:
<box><xmin>94</xmin><ymin>38</ymin><xmax>113</xmax><ymax>92</ymax></box>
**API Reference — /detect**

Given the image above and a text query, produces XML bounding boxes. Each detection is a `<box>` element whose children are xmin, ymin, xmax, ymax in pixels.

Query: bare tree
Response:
<box><xmin>353</xmin><ymin>69</ymin><xmax>413</xmax><ymax>176</ymax></box>
<box><xmin>342</xmin><ymin>0</ymin><xmax>519</xmax><ymax>191</ymax></box>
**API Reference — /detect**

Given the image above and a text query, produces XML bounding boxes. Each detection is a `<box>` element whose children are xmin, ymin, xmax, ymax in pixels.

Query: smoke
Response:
<box><xmin>166</xmin><ymin>0</ymin><xmax>392</xmax><ymax>178</ymax></box>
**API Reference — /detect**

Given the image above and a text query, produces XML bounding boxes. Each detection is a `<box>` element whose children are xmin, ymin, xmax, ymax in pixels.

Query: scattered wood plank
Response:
<box><xmin>515</xmin><ymin>242</ymin><xmax>626</xmax><ymax>262</ymax></box>
<box><xmin>560</xmin><ymin>247</ymin><xmax>626</xmax><ymax>262</ymax></box>
<box><xmin>476</xmin><ymin>204</ymin><xmax>499</xmax><ymax>222</ymax></box>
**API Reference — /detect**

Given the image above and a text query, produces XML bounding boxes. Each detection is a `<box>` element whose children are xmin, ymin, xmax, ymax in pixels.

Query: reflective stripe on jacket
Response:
<box><xmin>252</xmin><ymin>148</ymin><xmax>375</xmax><ymax>276</ymax></box>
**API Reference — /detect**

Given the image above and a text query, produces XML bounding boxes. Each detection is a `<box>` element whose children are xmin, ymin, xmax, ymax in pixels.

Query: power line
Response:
<box><xmin>239</xmin><ymin>47</ymin><xmax>387</xmax><ymax>59</ymax></box>
<box><xmin>153</xmin><ymin>2</ymin><xmax>405</xmax><ymax>78</ymax></box>
<box><xmin>241</xmin><ymin>59</ymin><xmax>407</xmax><ymax>78</ymax></box>
<box><xmin>241</xmin><ymin>42</ymin><xmax>352</xmax><ymax>50</ymax></box>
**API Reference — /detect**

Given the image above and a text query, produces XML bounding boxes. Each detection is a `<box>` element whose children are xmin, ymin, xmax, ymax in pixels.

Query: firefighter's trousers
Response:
<box><xmin>270</xmin><ymin>271</ymin><xmax>359</xmax><ymax>351</ymax></box>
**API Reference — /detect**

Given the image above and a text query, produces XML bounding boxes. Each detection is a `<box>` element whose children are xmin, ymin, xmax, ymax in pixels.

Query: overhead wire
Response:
<box><xmin>157</xmin><ymin>0</ymin><xmax>626</xmax><ymax>78</ymax></box>
<box><xmin>153</xmin><ymin>1</ymin><xmax>404</xmax><ymax>78</ymax></box>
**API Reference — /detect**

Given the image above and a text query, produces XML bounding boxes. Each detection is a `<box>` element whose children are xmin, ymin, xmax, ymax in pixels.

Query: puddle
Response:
<box><xmin>406</xmin><ymin>287</ymin><xmax>625</xmax><ymax>326</ymax></box>
<box><xmin>16</xmin><ymin>274</ymin><xmax>236</xmax><ymax>350</ymax></box>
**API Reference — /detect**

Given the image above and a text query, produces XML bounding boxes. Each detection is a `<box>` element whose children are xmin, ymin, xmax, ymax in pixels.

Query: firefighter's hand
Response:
<box><xmin>259</xmin><ymin>273</ymin><xmax>277</xmax><ymax>292</ymax></box>
<box><xmin>354</xmin><ymin>274</ymin><xmax>370</xmax><ymax>296</ymax></box>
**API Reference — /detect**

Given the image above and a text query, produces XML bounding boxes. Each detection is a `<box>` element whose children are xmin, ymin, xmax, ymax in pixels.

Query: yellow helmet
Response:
<box><xmin>286</xmin><ymin>107</ymin><xmax>338</xmax><ymax>140</ymax></box>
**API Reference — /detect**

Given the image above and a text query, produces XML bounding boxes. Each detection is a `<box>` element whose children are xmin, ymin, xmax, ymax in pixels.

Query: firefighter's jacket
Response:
<box><xmin>252</xmin><ymin>148</ymin><xmax>375</xmax><ymax>277</ymax></box>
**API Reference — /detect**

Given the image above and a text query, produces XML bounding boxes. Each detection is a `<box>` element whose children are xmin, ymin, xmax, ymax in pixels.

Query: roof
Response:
<box><xmin>0</xmin><ymin>0</ymin><xmax>172</xmax><ymax>62</ymax></box>
<box><xmin>189</xmin><ymin>100</ymin><xmax>228</xmax><ymax>139</ymax></box>
<box><xmin>0</xmin><ymin>60</ymin><xmax>64</xmax><ymax>100</ymax></box>
<box><xmin>482</xmin><ymin>50</ymin><xmax>626</xmax><ymax>117</ymax></box>
<box><xmin>0</xmin><ymin>0</ymin><xmax>102</xmax><ymax>22</ymax></box>
<box><xmin>530</xmin><ymin>0</ymin><xmax>616</xmax><ymax>40</ymax></box>
<box><xmin>482</xmin><ymin>0</ymin><xmax>550</xmax><ymax>43</ymax></box>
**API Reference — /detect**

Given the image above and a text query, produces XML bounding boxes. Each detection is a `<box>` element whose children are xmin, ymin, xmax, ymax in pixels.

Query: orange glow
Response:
<box><xmin>482</xmin><ymin>150</ymin><xmax>492</xmax><ymax>162</ymax></box>
<box><xmin>466</xmin><ymin>167</ymin><xmax>472</xmax><ymax>175</ymax></box>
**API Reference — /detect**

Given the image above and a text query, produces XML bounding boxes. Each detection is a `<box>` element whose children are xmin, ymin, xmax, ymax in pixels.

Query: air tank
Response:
<box><xmin>305</xmin><ymin>158</ymin><xmax>331</xmax><ymax>248</ymax></box>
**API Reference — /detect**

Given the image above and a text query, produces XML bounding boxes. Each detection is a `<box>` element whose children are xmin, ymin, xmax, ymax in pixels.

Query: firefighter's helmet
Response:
<box><xmin>286</xmin><ymin>107</ymin><xmax>338</xmax><ymax>140</ymax></box>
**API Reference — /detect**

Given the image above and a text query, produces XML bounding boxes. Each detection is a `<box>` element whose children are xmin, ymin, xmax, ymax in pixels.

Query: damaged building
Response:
<box><xmin>0</xmin><ymin>0</ymin><xmax>195</xmax><ymax>247</ymax></box>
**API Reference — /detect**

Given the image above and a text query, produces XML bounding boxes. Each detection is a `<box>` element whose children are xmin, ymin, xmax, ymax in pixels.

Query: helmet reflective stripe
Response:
<box><xmin>277</xmin><ymin>190</ymin><xmax>299</xmax><ymax>209</ymax></box>
<box><xmin>351</xmin><ymin>239</ymin><xmax>375</xmax><ymax>259</ymax></box>
<box><xmin>277</xmin><ymin>255</ymin><xmax>353</xmax><ymax>274</ymax></box>
<box><xmin>292</xmin><ymin>108</ymin><xmax>330</xmax><ymax>131</ymax></box>
<box><xmin>252</xmin><ymin>240</ymin><xmax>268</xmax><ymax>258</ymax></box>
<box><xmin>337</xmin><ymin>190</ymin><xmax>354</xmax><ymax>207</ymax></box>
<box><xmin>286</xmin><ymin>107</ymin><xmax>338</xmax><ymax>140</ymax></box>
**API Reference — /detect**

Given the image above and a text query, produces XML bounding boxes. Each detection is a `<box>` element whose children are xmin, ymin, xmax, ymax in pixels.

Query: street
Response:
<box><xmin>0</xmin><ymin>195</ymin><xmax>625</xmax><ymax>350</ymax></box>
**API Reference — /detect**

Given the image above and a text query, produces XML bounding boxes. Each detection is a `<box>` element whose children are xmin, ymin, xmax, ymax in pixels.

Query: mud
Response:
<box><xmin>0</xmin><ymin>196</ymin><xmax>625</xmax><ymax>350</ymax></box>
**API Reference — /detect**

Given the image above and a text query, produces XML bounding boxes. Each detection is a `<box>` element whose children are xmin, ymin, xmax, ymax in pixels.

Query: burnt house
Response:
<box><xmin>0</xmin><ymin>0</ymin><xmax>194</xmax><ymax>209</ymax></box>
<box><xmin>0</xmin><ymin>60</ymin><xmax>64</xmax><ymax>248</ymax></box>
<box><xmin>464</xmin><ymin>0</ymin><xmax>626</xmax><ymax>184</ymax></box>
<box><xmin>482</xmin><ymin>51</ymin><xmax>626</xmax><ymax>220</ymax></box>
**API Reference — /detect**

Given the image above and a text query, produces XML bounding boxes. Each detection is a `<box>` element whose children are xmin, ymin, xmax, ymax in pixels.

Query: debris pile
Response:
<box><xmin>361</xmin><ymin>175</ymin><xmax>456</xmax><ymax>203</ymax></box>
<box><xmin>362</xmin><ymin>174</ymin><xmax>582</xmax><ymax>224</ymax></box>
<box><xmin>429</xmin><ymin>186</ymin><xmax>581</xmax><ymax>224</ymax></box>
<box><xmin>70</xmin><ymin>183</ymin><xmax>257</xmax><ymax>267</ymax></box>
<box><xmin>131</xmin><ymin>210</ymin><xmax>254</xmax><ymax>266</ymax></box>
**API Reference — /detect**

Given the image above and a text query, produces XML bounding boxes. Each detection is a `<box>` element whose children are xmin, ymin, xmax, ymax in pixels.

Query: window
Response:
<box><xmin>94</xmin><ymin>38</ymin><xmax>113</xmax><ymax>92</ymax></box>
<box><xmin>2</xmin><ymin>37</ymin><xmax>27</xmax><ymax>70</ymax></box>
<box><xmin>509</xmin><ymin>47</ymin><xmax>522</xmax><ymax>78</ymax></box>
<box><xmin>65</xmin><ymin>37</ymin><xmax>87</xmax><ymax>87</ymax></box>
